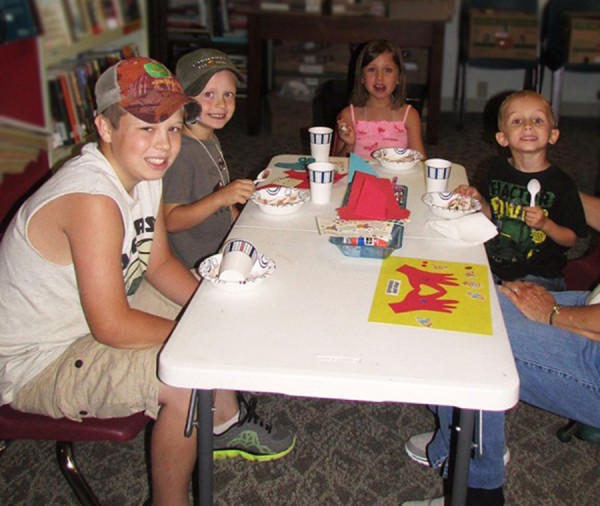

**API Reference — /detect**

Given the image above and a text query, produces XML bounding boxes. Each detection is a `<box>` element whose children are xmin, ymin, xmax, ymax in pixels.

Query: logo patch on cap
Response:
<box><xmin>144</xmin><ymin>61</ymin><xmax>171</xmax><ymax>78</ymax></box>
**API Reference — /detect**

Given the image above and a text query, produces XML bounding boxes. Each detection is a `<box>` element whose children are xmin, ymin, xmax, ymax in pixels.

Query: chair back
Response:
<box><xmin>459</xmin><ymin>0</ymin><xmax>539</xmax><ymax>63</ymax></box>
<box><xmin>541</xmin><ymin>0</ymin><xmax>600</xmax><ymax>70</ymax></box>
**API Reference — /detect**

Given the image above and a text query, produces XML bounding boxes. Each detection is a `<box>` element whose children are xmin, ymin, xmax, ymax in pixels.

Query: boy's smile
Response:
<box><xmin>496</xmin><ymin>95</ymin><xmax>559</xmax><ymax>158</ymax></box>
<box><xmin>96</xmin><ymin>110</ymin><xmax>184</xmax><ymax>192</ymax></box>
<box><xmin>191</xmin><ymin>70</ymin><xmax>237</xmax><ymax>137</ymax></box>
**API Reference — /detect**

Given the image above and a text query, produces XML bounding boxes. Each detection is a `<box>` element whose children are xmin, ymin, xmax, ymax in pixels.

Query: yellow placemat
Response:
<box><xmin>369</xmin><ymin>257</ymin><xmax>492</xmax><ymax>335</ymax></box>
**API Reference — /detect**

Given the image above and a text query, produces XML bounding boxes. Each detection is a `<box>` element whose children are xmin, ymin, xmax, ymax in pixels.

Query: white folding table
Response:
<box><xmin>159</xmin><ymin>156</ymin><xmax>519</xmax><ymax>505</ymax></box>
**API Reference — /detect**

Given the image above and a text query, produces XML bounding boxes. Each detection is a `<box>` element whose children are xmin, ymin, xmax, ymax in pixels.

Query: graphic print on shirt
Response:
<box><xmin>122</xmin><ymin>215</ymin><xmax>155</xmax><ymax>295</ymax></box>
<box><xmin>485</xmin><ymin>179</ymin><xmax>551</xmax><ymax>265</ymax></box>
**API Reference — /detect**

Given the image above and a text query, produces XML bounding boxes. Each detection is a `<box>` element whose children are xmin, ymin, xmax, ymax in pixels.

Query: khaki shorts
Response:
<box><xmin>12</xmin><ymin>278</ymin><xmax>182</xmax><ymax>421</ymax></box>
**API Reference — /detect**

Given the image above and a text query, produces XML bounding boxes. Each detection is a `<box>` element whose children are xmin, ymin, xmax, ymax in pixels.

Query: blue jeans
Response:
<box><xmin>492</xmin><ymin>273</ymin><xmax>567</xmax><ymax>292</ymax></box>
<box><xmin>427</xmin><ymin>289</ymin><xmax>600</xmax><ymax>489</ymax></box>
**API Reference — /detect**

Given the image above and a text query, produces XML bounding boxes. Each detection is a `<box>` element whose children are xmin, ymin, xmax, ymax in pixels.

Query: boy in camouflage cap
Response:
<box><xmin>0</xmin><ymin>57</ymin><xmax>246</xmax><ymax>505</ymax></box>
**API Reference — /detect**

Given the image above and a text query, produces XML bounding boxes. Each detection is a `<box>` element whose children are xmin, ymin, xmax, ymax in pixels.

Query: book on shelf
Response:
<box><xmin>1</xmin><ymin>0</ymin><xmax>41</xmax><ymax>43</ymax></box>
<box><xmin>209</xmin><ymin>0</ymin><xmax>226</xmax><ymax>36</ymax></box>
<box><xmin>45</xmin><ymin>43</ymin><xmax>139</xmax><ymax>149</ymax></box>
<box><xmin>114</xmin><ymin>0</ymin><xmax>141</xmax><ymax>24</ymax></box>
<box><xmin>101</xmin><ymin>0</ymin><xmax>121</xmax><ymax>29</ymax></box>
<box><xmin>80</xmin><ymin>0</ymin><xmax>107</xmax><ymax>34</ymax></box>
<box><xmin>167</xmin><ymin>0</ymin><xmax>209</xmax><ymax>29</ymax></box>
<box><xmin>34</xmin><ymin>0</ymin><xmax>74</xmax><ymax>50</ymax></box>
<box><xmin>47</xmin><ymin>74</ymin><xmax>75</xmax><ymax>147</ymax></box>
<box><xmin>258</xmin><ymin>0</ymin><xmax>307</xmax><ymax>12</ymax></box>
<box><xmin>63</xmin><ymin>0</ymin><xmax>90</xmax><ymax>40</ymax></box>
<box><xmin>0</xmin><ymin>116</ymin><xmax>50</xmax><ymax>182</ymax></box>
<box><xmin>60</xmin><ymin>72</ymin><xmax>83</xmax><ymax>144</ymax></box>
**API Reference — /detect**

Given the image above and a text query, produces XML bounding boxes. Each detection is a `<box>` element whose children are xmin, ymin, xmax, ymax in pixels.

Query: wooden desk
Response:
<box><xmin>246</xmin><ymin>12</ymin><xmax>446</xmax><ymax>144</ymax></box>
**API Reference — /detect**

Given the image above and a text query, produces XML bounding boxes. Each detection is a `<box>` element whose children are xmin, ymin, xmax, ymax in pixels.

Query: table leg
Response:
<box><xmin>450</xmin><ymin>408</ymin><xmax>475</xmax><ymax>506</ymax></box>
<box><xmin>187</xmin><ymin>389</ymin><xmax>214</xmax><ymax>506</ymax></box>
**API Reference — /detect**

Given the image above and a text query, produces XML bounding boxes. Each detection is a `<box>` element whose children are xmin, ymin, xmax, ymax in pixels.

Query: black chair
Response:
<box><xmin>454</xmin><ymin>0</ymin><xmax>540</xmax><ymax>129</ymax></box>
<box><xmin>539</xmin><ymin>0</ymin><xmax>600</xmax><ymax>125</ymax></box>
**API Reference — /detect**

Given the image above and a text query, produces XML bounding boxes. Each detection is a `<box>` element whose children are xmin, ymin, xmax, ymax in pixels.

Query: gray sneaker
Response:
<box><xmin>213</xmin><ymin>395</ymin><xmax>296</xmax><ymax>462</ymax></box>
<box><xmin>405</xmin><ymin>431</ymin><xmax>510</xmax><ymax>467</ymax></box>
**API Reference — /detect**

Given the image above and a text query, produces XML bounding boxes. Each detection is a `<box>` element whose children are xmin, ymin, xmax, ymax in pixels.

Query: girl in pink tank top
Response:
<box><xmin>334</xmin><ymin>40</ymin><xmax>426</xmax><ymax>160</ymax></box>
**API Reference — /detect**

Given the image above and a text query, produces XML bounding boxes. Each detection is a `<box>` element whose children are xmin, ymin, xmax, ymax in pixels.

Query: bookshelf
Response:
<box><xmin>166</xmin><ymin>0</ymin><xmax>249</xmax><ymax>92</ymax></box>
<box><xmin>0</xmin><ymin>1</ymin><xmax>148</xmax><ymax>229</ymax></box>
<box><xmin>38</xmin><ymin>0</ymin><xmax>148</xmax><ymax>167</ymax></box>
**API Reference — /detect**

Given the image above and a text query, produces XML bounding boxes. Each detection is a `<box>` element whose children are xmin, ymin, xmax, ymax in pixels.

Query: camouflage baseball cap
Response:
<box><xmin>95</xmin><ymin>57</ymin><xmax>197</xmax><ymax>123</ymax></box>
<box><xmin>176</xmin><ymin>48</ymin><xmax>245</xmax><ymax>97</ymax></box>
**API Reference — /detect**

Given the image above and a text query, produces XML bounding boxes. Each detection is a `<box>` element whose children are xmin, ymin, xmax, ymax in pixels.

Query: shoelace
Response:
<box><xmin>238</xmin><ymin>395</ymin><xmax>273</xmax><ymax>434</ymax></box>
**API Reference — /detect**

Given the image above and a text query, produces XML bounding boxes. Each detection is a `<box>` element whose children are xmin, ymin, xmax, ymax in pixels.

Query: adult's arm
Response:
<box><xmin>499</xmin><ymin>281</ymin><xmax>600</xmax><ymax>342</ymax></box>
<box><xmin>579</xmin><ymin>192</ymin><xmax>600</xmax><ymax>233</ymax></box>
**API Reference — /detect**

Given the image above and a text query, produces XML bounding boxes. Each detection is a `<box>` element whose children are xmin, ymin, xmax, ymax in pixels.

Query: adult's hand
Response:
<box><xmin>499</xmin><ymin>281</ymin><xmax>556</xmax><ymax>325</ymax></box>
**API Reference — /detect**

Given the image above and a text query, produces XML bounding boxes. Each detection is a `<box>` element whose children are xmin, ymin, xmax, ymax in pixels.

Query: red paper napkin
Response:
<box><xmin>337</xmin><ymin>172</ymin><xmax>410</xmax><ymax>220</ymax></box>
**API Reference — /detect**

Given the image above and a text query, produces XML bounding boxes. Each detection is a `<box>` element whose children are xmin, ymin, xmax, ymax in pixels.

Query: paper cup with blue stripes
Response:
<box><xmin>309</xmin><ymin>126</ymin><xmax>333</xmax><ymax>161</ymax></box>
<box><xmin>307</xmin><ymin>161</ymin><xmax>336</xmax><ymax>204</ymax></box>
<box><xmin>219</xmin><ymin>238</ymin><xmax>259</xmax><ymax>282</ymax></box>
<box><xmin>425</xmin><ymin>158</ymin><xmax>452</xmax><ymax>193</ymax></box>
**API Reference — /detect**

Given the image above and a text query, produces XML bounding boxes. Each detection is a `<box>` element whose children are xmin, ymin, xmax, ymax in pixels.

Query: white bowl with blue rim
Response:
<box><xmin>371</xmin><ymin>147</ymin><xmax>423</xmax><ymax>171</ymax></box>
<box><xmin>251</xmin><ymin>186</ymin><xmax>310</xmax><ymax>215</ymax></box>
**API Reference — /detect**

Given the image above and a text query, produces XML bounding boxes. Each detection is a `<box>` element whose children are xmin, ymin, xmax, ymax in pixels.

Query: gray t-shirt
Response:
<box><xmin>163</xmin><ymin>135</ymin><xmax>233</xmax><ymax>268</ymax></box>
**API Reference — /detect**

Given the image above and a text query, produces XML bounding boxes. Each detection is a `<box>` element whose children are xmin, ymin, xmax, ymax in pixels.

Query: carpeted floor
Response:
<box><xmin>1</xmin><ymin>104</ymin><xmax>599</xmax><ymax>505</ymax></box>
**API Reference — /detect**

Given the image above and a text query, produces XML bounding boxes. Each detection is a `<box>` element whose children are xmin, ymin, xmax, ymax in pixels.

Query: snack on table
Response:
<box><xmin>371</xmin><ymin>148</ymin><xmax>423</xmax><ymax>171</ymax></box>
<box><xmin>448</xmin><ymin>194</ymin><xmax>478</xmax><ymax>211</ymax></box>
<box><xmin>422</xmin><ymin>192</ymin><xmax>482</xmax><ymax>220</ymax></box>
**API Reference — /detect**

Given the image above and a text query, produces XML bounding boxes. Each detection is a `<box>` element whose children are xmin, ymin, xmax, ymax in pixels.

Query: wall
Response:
<box><xmin>439</xmin><ymin>0</ymin><xmax>600</xmax><ymax>116</ymax></box>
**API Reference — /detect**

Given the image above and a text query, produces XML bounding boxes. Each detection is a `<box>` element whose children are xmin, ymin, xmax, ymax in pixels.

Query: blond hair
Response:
<box><xmin>497</xmin><ymin>90</ymin><xmax>555</xmax><ymax>129</ymax></box>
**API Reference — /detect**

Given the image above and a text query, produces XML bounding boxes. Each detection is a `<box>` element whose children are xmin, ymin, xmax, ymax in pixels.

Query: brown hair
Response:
<box><xmin>99</xmin><ymin>104</ymin><xmax>127</xmax><ymax>129</ymax></box>
<box><xmin>497</xmin><ymin>90</ymin><xmax>555</xmax><ymax>129</ymax></box>
<box><xmin>350</xmin><ymin>40</ymin><xmax>407</xmax><ymax>109</ymax></box>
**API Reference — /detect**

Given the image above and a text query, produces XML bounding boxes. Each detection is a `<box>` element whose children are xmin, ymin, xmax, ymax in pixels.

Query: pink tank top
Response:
<box><xmin>351</xmin><ymin>104</ymin><xmax>411</xmax><ymax>159</ymax></box>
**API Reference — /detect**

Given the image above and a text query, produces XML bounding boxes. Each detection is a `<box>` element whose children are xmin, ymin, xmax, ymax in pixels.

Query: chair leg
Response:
<box><xmin>557</xmin><ymin>420</ymin><xmax>600</xmax><ymax>445</ymax></box>
<box><xmin>56</xmin><ymin>441</ymin><xmax>101</xmax><ymax>506</ymax></box>
<box><xmin>453</xmin><ymin>61</ymin><xmax>467</xmax><ymax>130</ymax></box>
<box><xmin>459</xmin><ymin>63</ymin><xmax>468</xmax><ymax>128</ymax></box>
<box><xmin>557</xmin><ymin>419</ymin><xmax>579</xmax><ymax>442</ymax></box>
<box><xmin>550</xmin><ymin>67</ymin><xmax>564</xmax><ymax>126</ymax></box>
<box><xmin>0</xmin><ymin>439</ymin><xmax>10</xmax><ymax>456</ymax></box>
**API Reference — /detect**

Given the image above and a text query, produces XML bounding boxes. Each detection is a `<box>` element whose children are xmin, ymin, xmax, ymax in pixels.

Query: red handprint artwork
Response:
<box><xmin>368</xmin><ymin>258</ymin><xmax>492</xmax><ymax>335</ymax></box>
<box><xmin>389</xmin><ymin>264</ymin><xmax>459</xmax><ymax>314</ymax></box>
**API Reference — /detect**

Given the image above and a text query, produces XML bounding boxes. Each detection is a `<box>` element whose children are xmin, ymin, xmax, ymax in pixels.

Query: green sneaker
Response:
<box><xmin>213</xmin><ymin>395</ymin><xmax>296</xmax><ymax>462</ymax></box>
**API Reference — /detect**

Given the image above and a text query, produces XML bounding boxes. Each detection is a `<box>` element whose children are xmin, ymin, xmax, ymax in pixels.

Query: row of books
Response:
<box><xmin>34</xmin><ymin>0</ymin><xmax>141</xmax><ymax>51</ymax></box>
<box><xmin>47</xmin><ymin>44</ymin><xmax>138</xmax><ymax>149</ymax></box>
<box><xmin>167</xmin><ymin>0</ymin><xmax>251</xmax><ymax>38</ymax></box>
<box><xmin>0</xmin><ymin>117</ymin><xmax>50</xmax><ymax>183</ymax></box>
<box><xmin>258</xmin><ymin>0</ymin><xmax>386</xmax><ymax>16</ymax></box>
<box><xmin>258</xmin><ymin>0</ymin><xmax>321</xmax><ymax>13</ymax></box>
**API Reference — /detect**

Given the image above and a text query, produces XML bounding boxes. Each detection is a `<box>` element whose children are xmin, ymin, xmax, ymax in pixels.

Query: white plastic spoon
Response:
<box><xmin>527</xmin><ymin>178</ymin><xmax>541</xmax><ymax>207</ymax></box>
<box><xmin>253</xmin><ymin>168</ymin><xmax>271</xmax><ymax>186</ymax></box>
